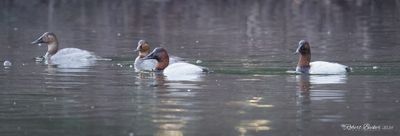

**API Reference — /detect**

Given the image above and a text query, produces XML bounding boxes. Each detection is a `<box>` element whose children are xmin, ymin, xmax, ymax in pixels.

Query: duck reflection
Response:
<box><xmin>43</xmin><ymin>65</ymin><xmax>90</xmax><ymax>89</ymax></box>
<box><xmin>295</xmin><ymin>74</ymin><xmax>348</xmax><ymax>103</ymax></box>
<box><xmin>295</xmin><ymin>75</ymin><xmax>312</xmax><ymax>132</ymax></box>
<box><xmin>135</xmin><ymin>72</ymin><xmax>202</xmax><ymax>136</ymax></box>
<box><xmin>295</xmin><ymin>74</ymin><xmax>348</xmax><ymax>133</ymax></box>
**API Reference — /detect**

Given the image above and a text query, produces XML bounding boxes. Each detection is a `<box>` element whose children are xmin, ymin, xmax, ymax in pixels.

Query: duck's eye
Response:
<box><xmin>41</xmin><ymin>36</ymin><xmax>48</xmax><ymax>42</ymax></box>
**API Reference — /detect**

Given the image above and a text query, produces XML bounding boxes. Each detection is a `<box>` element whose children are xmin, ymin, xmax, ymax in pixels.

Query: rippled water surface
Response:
<box><xmin>1</xmin><ymin>0</ymin><xmax>400</xmax><ymax>136</ymax></box>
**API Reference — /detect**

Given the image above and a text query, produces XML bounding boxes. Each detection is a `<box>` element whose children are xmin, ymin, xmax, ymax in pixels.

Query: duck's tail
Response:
<box><xmin>345</xmin><ymin>66</ymin><xmax>352</xmax><ymax>73</ymax></box>
<box><xmin>202</xmin><ymin>67</ymin><xmax>211</xmax><ymax>73</ymax></box>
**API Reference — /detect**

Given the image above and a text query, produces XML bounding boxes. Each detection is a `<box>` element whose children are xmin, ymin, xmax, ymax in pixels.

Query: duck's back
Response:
<box><xmin>164</xmin><ymin>62</ymin><xmax>206</xmax><ymax>75</ymax></box>
<box><xmin>309</xmin><ymin>61</ymin><xmax>349</xmax><ymax>75</ymax></box>
<box><xmin>51</xmin><ymin>48</ymin><xmax>97</xmax><ymax>67</ymax></box>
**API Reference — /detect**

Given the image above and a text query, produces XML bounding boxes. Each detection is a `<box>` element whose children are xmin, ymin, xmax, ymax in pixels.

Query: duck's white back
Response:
<box><xmin>309</xmin><ymin>61</ymin><xmax>348</xmax><ymax>75</ymax></box>
<box><xmin>163</xmin><ymin>62</ymin><xmax>205</xmax><ymax>81</ymax></box>
<box><xmin>50</xmin><ymin>48</ymin><xmax>97</xmax><ymax>68</ymax></box>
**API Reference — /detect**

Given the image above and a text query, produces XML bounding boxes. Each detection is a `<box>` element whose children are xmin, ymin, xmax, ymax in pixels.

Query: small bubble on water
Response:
<box><xmin>187</xmin><ymin>89</ymin><xmax>191</xmax><ymax>92</ymax></box>
<box><xmin>372</xmin><ymin>66</ymin><xmax>378</xmax><ymax>69</ymax></box>
<box><xmin>13</xmin><ymin>101</ymin><xmax>17</xmax><ymax>105</ymax></box>
<box><xmin>129</xmin><ymin>132</ymin><xmax>134</xmax><ymax>136</ymax></box>
<box><xmin>13</xmin><ymin>27</ymin><xmax>18</xmax><ymax>31</ymax></box>
<box><xmin>90</xmin><ymin>106</ymin><xmax>95</xmax><ymax>109</ymax></box>
<box><xmin>196</xmin><ymin>60</ymin><xmax>202</xmax><ymax>64</ymax></box>
<box><xmin>129</xmin><ymin>65</ymin><xmax>133</xmax><ymax>68</ymax></box>
<box><xmin>195</xmin><ymin>40</ymin><xmax>199</xmax><ymax>43</ymax></box>
<box><xmin>3</xmin><ymin>60</ymin><xmax>12</xmax><ymax>67</ymax></box>
<box><xmin>117</xmin><ymin>33</ymin><xmax>121</xmax><ymax>36</ymax></box>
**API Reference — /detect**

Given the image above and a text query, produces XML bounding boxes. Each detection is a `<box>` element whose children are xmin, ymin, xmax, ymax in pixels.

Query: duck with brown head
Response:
<box><xmin>133</xmin><ymin>40</ymin><xmax>183</xmax><ymax>72</ymax></box>
<box><xmin>294</xmin><ymin>40</ymin><xmax>351</xmax><ymax>74</ymax></box>
<box><xmin>134</xmin><ymin>40</ymin><xmax>158</xmax><ymax>72</ymax></box>
<box><xmin>32</xmin><ymin>32</ymin><xmax>58</xmax><ymax>62</ymax></box>
<box><xmin>31</xmin><ymin>32</ymin><xmax>99</xmax><ymax>68</ymax></box>
<box><xmin>143</xmin><ymin>47</ymin><xmax>208</xmax><ymax>76</ymax></box>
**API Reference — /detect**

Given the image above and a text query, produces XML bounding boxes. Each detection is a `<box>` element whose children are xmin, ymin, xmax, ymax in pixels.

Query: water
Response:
<box><xmin>1</xmin><ymin>0</ymin><xmax>400</xmax><ymax>135</ymax></box>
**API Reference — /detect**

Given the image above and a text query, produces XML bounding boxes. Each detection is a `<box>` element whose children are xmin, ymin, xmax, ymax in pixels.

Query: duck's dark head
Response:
<box><xmin>143</xmin><ymin>47</ymin><xmax>169</xmax><ymax>61</ymax></box>
<box><xmin>295</xmin><ymin>40</ymin><xmax>311</xmax><ymax>55</ymax></box>
<box><xmin>143</xmin><ymin>47</ymin><xmax>170</xmax><ymax>70</ymax></box>
<box><xmin>295</xmin><ymin>40</ymin><xmax>312</xmax><ymax>71</ymax></box>
<box><xmin>32</xmin><ymin>32</ymin><xmax>59</xmax><ymax>55</ymax></box>
<box><xmin>32</xmin><ymin>32</ymin><xmax>58</xmax><ymax>45</ymax></box>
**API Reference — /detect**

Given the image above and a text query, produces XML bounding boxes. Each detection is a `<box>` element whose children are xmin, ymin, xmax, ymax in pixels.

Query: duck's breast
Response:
<box><xmin>309</xmin><ymin>61</ymin><xmax>349</xmax><ymax>75</ymax></box>
<box><xmin>134</xmin><ymin>57</ymin><xmax>157</xmax><ymax>72</ymax></box>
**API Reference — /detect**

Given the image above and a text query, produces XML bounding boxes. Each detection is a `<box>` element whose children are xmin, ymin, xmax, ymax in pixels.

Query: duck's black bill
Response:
<box><xmin>294</xmin><ymin>44</ymin><xmax>301</xmax><ymax>54</ymax></box>
<box><xmin>143</xmin><ymin>52</ymin><xmax>157</xmax><ymax>60</ymax></box>
<box><xmin>31</xmin><ymin>37</ymin><xmax>44</xmax><ymax>44</ymax></box>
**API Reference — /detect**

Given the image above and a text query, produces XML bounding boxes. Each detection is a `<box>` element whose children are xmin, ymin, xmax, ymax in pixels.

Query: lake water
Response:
<box><xmin>1</xmin><ymin>0</ymin><xmax>400</xmax><ymax>136</ymax></box>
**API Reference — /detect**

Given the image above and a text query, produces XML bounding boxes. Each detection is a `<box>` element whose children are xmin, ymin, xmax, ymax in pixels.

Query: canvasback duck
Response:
<box><xmin>31</xmin><ymin>32</ymin><xmax>99</xmax><ymax>68</ymax></box>
<box><xmin>143</xmin><ymin>47</ymin><xmax>208</xmax><ymax>75</ymax></box>
<box><xmin>134</xmin><ymin>40</ymin><xmax>157</xmax><ymax>72</ymax></box>
<box><xmin>134</xmin><ymin>40</ymin><xmax>182</xmax><ymax>72</ymax></box>
<box><xmin>295</xmin><ymin>40</ymin><xmax>351</xmax><ymax>75</ymax></box>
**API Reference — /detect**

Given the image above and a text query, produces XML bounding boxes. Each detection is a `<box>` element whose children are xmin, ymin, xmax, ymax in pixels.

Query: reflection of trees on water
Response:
<box><xmin>1</xmin><ymin>0</ymin><xmax>400</xmax><ymax>61</ymax></box>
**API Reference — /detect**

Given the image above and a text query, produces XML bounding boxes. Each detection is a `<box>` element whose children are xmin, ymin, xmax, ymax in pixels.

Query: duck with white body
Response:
<box><xmin>31</xmin><ymin>32</ymin><xmax>100</xmax><ymax>68</ymax></box>
<box><xmin>134</xmin><ymin>40</ymin><xmax>182</xmax><ymax>72</ymax></box>
<box><xmin>294</xmin><ymin>40</ymin><xmax>351</xmax><ymax>75</ymax></box>
<box><xmin>142</xmin><ymin>47</ymin><xmax>208</xmax><ymax>80</ymax></box>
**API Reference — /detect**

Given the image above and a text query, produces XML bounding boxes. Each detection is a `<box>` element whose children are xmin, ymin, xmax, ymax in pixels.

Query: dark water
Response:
<box><xmin>1</xmin><ymin>0</ymin><xmax>400</xmax><ymax>135</ymax></box>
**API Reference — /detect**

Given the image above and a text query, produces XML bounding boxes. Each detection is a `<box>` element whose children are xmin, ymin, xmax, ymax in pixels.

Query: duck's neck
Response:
<box><xmin>155</xmin><ymin>55</ymin><xmax>169</xmax><ymax>71</ymax></box>
<box><xmin>297</xmin><ymin>53</ymin><xmax>311</xmax><ymax>68</ymax></box>
<box><xmin>47</xmin><ymin>42</ymin><xmax>58</xmax><ymax>56</ymax></box>
<box><xmin>138</xmin><ymin>51</ymin><xmax>149</xmax><ymax>58</ymax></box>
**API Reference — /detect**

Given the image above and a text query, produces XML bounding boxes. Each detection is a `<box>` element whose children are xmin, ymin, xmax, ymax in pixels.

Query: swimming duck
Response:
<box><xmin>31</xmin><ymin>32</ymin><xmax>99</xmax><ymax>68</ymax></box>
<box><xmin>295</xmin><ymin>40</ymin><xmax>351</xmax><ymax>74</ymax></box>
<box><xmin>134</xmin><ymin>40</ymin><xmax>182</xmax><ymax>72</ymax></box>
<box><xmin>143</xmin><ymin>47</ymin><xmax>208</xmax><ymax>75</ymax></box>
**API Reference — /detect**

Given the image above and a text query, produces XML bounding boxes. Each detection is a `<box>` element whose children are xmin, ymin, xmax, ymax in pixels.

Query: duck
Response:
<box><xmin>294</xmin><ymin>40</ymin><xmax>351</xmax><ymax>75</ymax></box>
<box><xmin>31</xmin><ymin>32</ymin><xmax>99</xmax><ymax>68</ymax></box>
<box><xmin>143</xmin><ymin>47</ymin><xmax>208</xmax><ymax>76</ymax></box>
<box><xmin>134</xmin><ymin>40</ymin><xmax>182</xmax><ymax>72</ymax></box>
